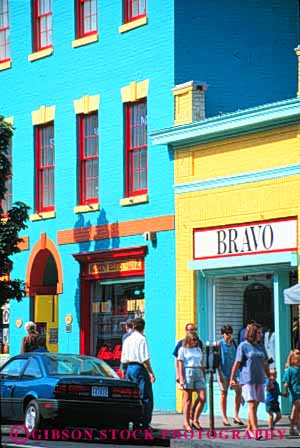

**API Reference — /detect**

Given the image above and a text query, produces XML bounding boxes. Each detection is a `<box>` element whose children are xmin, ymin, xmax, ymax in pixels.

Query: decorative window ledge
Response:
<box><xmin>28</xmin><ymin>47</ymin><xmax>53</xmax><ymax>62</ymax></box>
<box><xmin>0</xmin><ymin>60</ymin><xmax>12</xmax><ymax>71</ymax></box>
<box><xmin>119</xmin><ymin>16</ymin><xmax>148</xmax><ymax>34</ymax></box>
<box><xmin>72</xmin><ymin>33</ymin><xmax>98</xmax><ymax>48</ymax></box>
<box><xmin>30</xmin><ymin>211</ymin><xmax>56</xmax><ymax>221</ymax></box>
<box><xmin>120</xmin><ymin>194</ymin><xmax>148</xmax><ymax>206</ymax></box>
<box><xmin>74</xmin><ymin>203</ymin><xmax>100</xmax><ymax>214</ymax></box>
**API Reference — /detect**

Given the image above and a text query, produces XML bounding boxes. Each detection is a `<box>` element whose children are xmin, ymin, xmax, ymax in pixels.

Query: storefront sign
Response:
<box><xmin>88</xmin><ymin>259</ymin><xmax>143</xmax><ymax>276</ymax></box>
<box><xmin>194</xmin><ymin>217</ymin><xmax>297</xmax><ymax>260</ymax></box>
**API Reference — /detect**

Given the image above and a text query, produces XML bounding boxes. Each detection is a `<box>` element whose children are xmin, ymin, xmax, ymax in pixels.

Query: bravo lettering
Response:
<box><xmin>217</xmin><ymin>224</ymin><xmax>274</xmax><ymax>255</ymax></box>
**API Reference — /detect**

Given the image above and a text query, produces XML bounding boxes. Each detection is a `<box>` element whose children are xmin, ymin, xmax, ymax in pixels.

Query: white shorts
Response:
<box><xmin>242</xmin><ymin>384</ymin><xmax>265</xmax><ymax>403</ymax></box>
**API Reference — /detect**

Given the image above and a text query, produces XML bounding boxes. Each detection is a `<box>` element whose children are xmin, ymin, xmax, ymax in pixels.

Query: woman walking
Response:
<box><xmin>230</xmin><ymin>323</ymin><xmax>270</xmax><ymax>440</ymax></box>
<box><xmin>178</xmin><ymin>331</ymin><xmax>206</xmax><ymax>431</ymax></box>
<box><xmin>217</xmin><ymin>324</ymin><xmax>244</xmax><ymax>426</ymax></box>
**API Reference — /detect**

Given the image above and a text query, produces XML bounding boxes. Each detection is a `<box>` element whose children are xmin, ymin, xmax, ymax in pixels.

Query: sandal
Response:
<box><xmin>183</xmin><ymin>423</ymin><xmax>192</xmax><ymax>431</ymax></box>
<box><xmin>233</xmin><ymin>418</ymin><xmax>245</xmax><ymax>426</ymax></box>
<box><xmin>192</xmin><ymin>421</ymin><xmax>202</xmax><ymax>430</ymax></box>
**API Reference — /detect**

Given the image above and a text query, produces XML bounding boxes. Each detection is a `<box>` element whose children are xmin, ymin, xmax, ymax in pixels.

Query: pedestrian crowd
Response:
<box><xmin>171</xmin><ymin>320</ymin><xmax>300</xmax><ymax>440</ymax></box>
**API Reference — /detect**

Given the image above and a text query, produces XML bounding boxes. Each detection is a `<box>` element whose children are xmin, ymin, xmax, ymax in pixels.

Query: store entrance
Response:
<box><xmin>243</xmin><ymin>282</ymin><xmax>273</xmax><ymax>329</ymax></box>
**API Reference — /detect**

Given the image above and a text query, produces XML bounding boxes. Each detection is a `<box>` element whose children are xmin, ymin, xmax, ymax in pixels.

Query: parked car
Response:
<box><xmin>0</xmin><ymin>353</ymin><xmax>142</xmax><ymax>433</ymax></box>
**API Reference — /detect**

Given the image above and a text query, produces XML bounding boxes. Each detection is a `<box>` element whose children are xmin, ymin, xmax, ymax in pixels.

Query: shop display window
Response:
<box><xmin>90</xmin><ymin>280</ymin><xmax>144</xmax><ymax>375</ymax></box>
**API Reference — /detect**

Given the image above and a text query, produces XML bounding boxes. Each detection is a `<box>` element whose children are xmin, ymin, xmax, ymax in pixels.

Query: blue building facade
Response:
<box><xmin>0</xmin><ymin>0</ymin><xmax>299</xmax><ymax>411</ymax></box>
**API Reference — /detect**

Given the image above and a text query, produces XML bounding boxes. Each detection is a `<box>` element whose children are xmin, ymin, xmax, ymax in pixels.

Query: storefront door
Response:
<box><xmin>34</xmin><ymin>295</ymin><xmax>58</xmax><ymax>352</ymax></box>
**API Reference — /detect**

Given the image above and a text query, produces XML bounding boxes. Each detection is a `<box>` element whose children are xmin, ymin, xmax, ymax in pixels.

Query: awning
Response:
<box><xmin>284</xmin><ymin>283</ymin><xmax>300</xmax><ymax>304</ymax></box>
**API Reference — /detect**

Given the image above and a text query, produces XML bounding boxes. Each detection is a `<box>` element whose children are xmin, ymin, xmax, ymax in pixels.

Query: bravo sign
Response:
<box><xmin>194</xmin><ymin>218</ymin><xmax>297</xmax><ymax>260</ymax></box>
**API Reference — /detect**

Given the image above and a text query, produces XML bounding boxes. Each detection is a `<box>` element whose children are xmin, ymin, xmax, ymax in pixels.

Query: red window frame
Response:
<box><xmin>124</xmin><ymin>0</ymin><xmax>146</xmax><ymax>23</ymax></box>
<box><xmin>0</xmin><ymin>0</ymin><xmax>10</xmax><ymax>62</ymax></box>
<box><xmin>125</xmin><ymin>99</ymin><xmax>147</xmax><ymax>197</ymax></box>
<box><xmin>32</xmin><ymin>0</ymin><xmax>52</xmax><ymax>52</ymax></box>
<box><xmin>76</xmin><ymin>0</ymin><xmax>97</xmax><ymax>39</ymax></box>
<box><xmin>35</xmin><ymin>123</ymin><xmax>55</xmax><ymax>213</ymax></box>
<box><xmin>78</xmin><ymin>112</ymin><xmax>99</xmax><ymax>205</ymax></box>
<box><xmin>1</xmin><ymin>138</ymin><xmax>12</xmax><ymax>216</ymax></box>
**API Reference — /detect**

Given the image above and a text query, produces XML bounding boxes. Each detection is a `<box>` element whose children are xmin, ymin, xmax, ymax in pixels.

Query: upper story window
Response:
<box><xmin>35</xmin><ymin>123</ymin><xmax>55</xmax><ymax>213</ymax></box>
<box><xmin>0</xmin><ymin>0</ymin><xmax>10</xmax><ymax>62</ymax></box>
<box><xmin>78</xmin><ymin>112</ymin><xmax>98</xmax><ymax>205</ymax></box>
<box><xmin>125</xmin><ymin>100</ymin><xmax>147</xmax><ymax>197</ymax></box>
<box><xmin>125</xmin><ymin>0</ymin><xmax>146</xmax><ymax>23</ymax></box>
<box><xmin>32</xmin><ymin>0</ymin><xmax>53</xmax><ymax>52</ymax></box>
<box><xmin>2</xmin><ymin>137</ymin><xmax>12</xmax><ymax>216</ymax></box>
<box><xmin>76</xmin><ymin>0</ymin><xmax>97</xmax><ymax>39</ymax></box>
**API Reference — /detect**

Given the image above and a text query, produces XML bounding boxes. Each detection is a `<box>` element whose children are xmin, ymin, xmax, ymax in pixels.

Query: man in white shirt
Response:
<box><xmin>121</xmin><ymin>318</ymin><xmax>155</xmax><ymax>429</ymax></box>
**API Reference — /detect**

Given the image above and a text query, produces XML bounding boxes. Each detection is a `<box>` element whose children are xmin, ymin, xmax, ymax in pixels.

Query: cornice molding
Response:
<box><xmin>151</xmin><ymin>98</ymin><xmax>300</xmax><ymax>148</ymax></box>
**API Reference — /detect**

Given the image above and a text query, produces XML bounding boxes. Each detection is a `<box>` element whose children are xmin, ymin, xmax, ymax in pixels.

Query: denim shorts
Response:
<box><xmin>184</xmin><ymin>367</ymin><xmax>206</xmax><ymax>390</ymax></box>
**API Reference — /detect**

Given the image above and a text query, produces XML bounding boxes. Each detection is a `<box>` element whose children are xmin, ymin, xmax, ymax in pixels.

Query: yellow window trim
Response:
<box><xmin>0</xmin><ymin>60</ymin><xmax>12</xmax><ymax>71</ymax></box>
<box><xmin>32</xmin><ymin>105</ymin><xmax>56</xmax><ymax>125</ymax></box>
<box><xmin>73</xmin><ymin>94</ymin><xmax>100</xmax><ymax>114</ymax></box>
<box><xmin>119</xmin><ymin>16</ymin><xmax>148</xmax><ymax>34</ymax></box>
<box><xmin>121</xmin><ymin>80</ymin><xmax>149</xmax><ymax>103</ymax></box>
<box><xmin>120</xmin><ymin>194</ymin><xmax>149</xmax><ymax>206</ymax></box>
<box><xmin>30</xmin><ymin>211</ymin><xmax>56</xmax><ymax>221</ymax></box>
<box><xmin>74</xmin><ymin>203</ymin><xmax>100</xmax><ymax>213</ymax></box>
<box><xmin>28</xmin><ymin>47</ymin><xmax>53</xmax><ymax>62</ymax></box>
<box><xmin>72</xmin><ymin>33</ymin><xmax>99</xmax><ymax>48</ymax></box>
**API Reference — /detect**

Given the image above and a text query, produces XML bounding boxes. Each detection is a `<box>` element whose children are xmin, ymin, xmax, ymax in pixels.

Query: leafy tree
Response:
<box><xmin>0</xmin><ymin>116</ymin><xmax>30</xmax><ymax>308</ymax></box>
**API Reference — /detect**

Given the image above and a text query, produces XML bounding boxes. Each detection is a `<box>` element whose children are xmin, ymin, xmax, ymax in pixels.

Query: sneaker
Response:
<box><xmin>289</xmin><ymin>428</ymin><xmax>300</xmax><ymax>436</ymax></box>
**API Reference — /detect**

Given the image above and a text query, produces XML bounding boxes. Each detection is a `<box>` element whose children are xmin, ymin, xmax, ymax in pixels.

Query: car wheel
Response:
<box><xmin>24</xmin><ymin>400</ymin><xmax>41</xmax><ymax>434</ymax></box>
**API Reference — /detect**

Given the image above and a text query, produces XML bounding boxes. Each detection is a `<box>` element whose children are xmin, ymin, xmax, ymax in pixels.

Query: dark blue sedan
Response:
<box><xmin>0</xmin><ymin>353</ymin><xmax>142</xmax><ymax>433</ymax></box>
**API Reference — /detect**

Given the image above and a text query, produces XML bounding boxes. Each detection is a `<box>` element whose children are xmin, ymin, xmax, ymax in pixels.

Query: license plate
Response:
<box><xmin>91</xmin><ymin>386</ymin><xmax>109</xmax><ymax>397</ymax></box>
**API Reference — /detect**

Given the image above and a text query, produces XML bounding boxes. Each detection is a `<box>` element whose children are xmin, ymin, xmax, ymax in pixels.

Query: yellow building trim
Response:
<box><xmin>32</xmin><ymin>105</ymin><xmax>56</xmax><ymax>125</ymax></box>
<box><xmin>0</xmin><ymin>60</ymin><xmax>12</xmax><ymax>71</ymax></box>
<box><xmin>73</xmin><ymin>94</ymin><xmax>100</xmax><ymax>115</ymax></box>
<box><xmin>73</xmin><ymin>203</ymin><xmax>100</xmax><ymax>213</ymax></box>
<box><xmin>175</xmin><ymin>124</ymin><xmax>300</xmax><ymax>185</ymax></box>
<box><xmin>30</xmin><ymin>211</ymin><xmax>56</xmax><ymax>221</ymax></box>
<box><xmin>121</xmin><ymin>80</ymin><xmax>149</xmax><ymax>103</ymax></box>
<box><xmin>4</xmin><ymin>117</ymin><xmax>14</xmax><ymax>125</ymax></box>
<box><xmin>120</xmin><ymin>194</ymin><xmax>149</xmax><ymax>206</ymax></box>
<box><xmin>28</xmin><ymin>47</ymin><xmax>53</xmax><ymax>62</ymax></box>
<box><xmin>119</xmin><ymin>16</ymin><xmax>148</xmax><ymax>34</ymax></box>
<box><xmin>72</xmin><ymin>33</ymin><xmax>99</xmax><ymax>48</ymax></box>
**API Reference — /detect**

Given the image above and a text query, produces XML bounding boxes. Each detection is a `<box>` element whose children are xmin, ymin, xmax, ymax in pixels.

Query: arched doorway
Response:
<box><xmin>243</xmin><ymin>282</ymin><xmax>273</xmax><ymax>329</ymax></box>
<box><xmin>26</xmin><ymin>234</ymin><xmax>63</xmax><ymax>352</ymax></box>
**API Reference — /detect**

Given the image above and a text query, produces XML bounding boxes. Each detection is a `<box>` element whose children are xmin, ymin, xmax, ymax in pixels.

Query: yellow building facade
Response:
<box><xmin>153</xmin><ymin>97</ymin><xmax>300</xmax><ymax>416</ymax></box>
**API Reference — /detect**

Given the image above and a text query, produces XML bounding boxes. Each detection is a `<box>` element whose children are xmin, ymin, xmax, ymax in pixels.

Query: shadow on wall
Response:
<box><xmin>73</xmin><ymin>207</ymin><xmax>120</xmax><ymax>325</ymax></box>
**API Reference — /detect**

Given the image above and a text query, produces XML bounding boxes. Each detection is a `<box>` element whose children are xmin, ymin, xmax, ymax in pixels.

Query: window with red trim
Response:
<box><xmin>78</xmin><ymin>112</ymin><xmax>99</xmax><ymax>205</ymax></box>
<box><xmin>124</xmin><ymin>0</ymin><xmax>146</xmax><ymax>23</ymax></box>
<box><xmin>32</xmin><ymin>0</ymin><xmax>52</xmax><ymax>52</ymax></box>
<box><xmin>125</xmin><ymin>100</ymin><xmax>147</xmax><ymax>197</ymax></box>
<box><xmin>2</xmin><ymin>138</ymin><xmax>12</xmax><ymax>216</ymax></box>
<box><xmin>76</xmin><ymin>0</ymin><xmax>97</xmax><ymax>39</ymax></box>
<box><xmin>35</xmin><ymin>124</ymin><xmax>55</xmax><ymax>213</ymax></box>
<box><xmin>0</xmin><ymin>0</ymin><xmax>10</xmax><ymax>62</ymax></box>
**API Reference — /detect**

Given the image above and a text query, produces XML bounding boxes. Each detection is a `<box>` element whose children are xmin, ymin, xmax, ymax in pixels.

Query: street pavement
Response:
<box><xmin>1</xmin><ymin>413</ymin><xmax>300</xmax><ymax>448</ymax></box>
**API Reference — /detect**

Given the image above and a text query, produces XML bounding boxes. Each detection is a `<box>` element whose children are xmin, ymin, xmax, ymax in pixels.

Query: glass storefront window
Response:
<box><xmin>90</xmin><ymin>280</ymin><xmax>144</xmax><ymax>375</ymax></box>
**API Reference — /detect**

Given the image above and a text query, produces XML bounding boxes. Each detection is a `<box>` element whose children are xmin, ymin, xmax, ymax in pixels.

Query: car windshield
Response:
<box><xmin>43</xmin><ymin>355</ymin><xmax>118</xmax><ymax>378</ymax></box>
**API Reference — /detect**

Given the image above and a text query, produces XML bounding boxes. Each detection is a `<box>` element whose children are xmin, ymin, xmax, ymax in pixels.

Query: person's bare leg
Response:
<box><xmin>234</xmin><ymin>386</ymin><xmax>242</xmax><ymax>421</ymax></box>
<box><xmin>192</xmin><ymin>389</ymin><xmax>206</xmax><ymax>427</ymax></box>
<box><xmin>220</xmin><ymin>390</ymin><xmax>230</xmax><ymax>423</ymax></box>
<box><xmin>183</xmin><ymin>390</ymin><xmax>192</xmax><ymax>430</ymax></box>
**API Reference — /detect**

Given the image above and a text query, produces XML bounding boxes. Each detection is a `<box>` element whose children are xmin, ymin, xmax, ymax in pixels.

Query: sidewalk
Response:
<box><xmin>151</xmin><ymin>412</ymin><xmax>300</xmax><ymax>447</ymax></box>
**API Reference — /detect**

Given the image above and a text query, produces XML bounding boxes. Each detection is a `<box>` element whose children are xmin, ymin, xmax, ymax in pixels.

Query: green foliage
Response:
<box><xmin>0</xmin><ymin>116</ymin><xmax>30</xmax><ymax>308</ymax></box>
